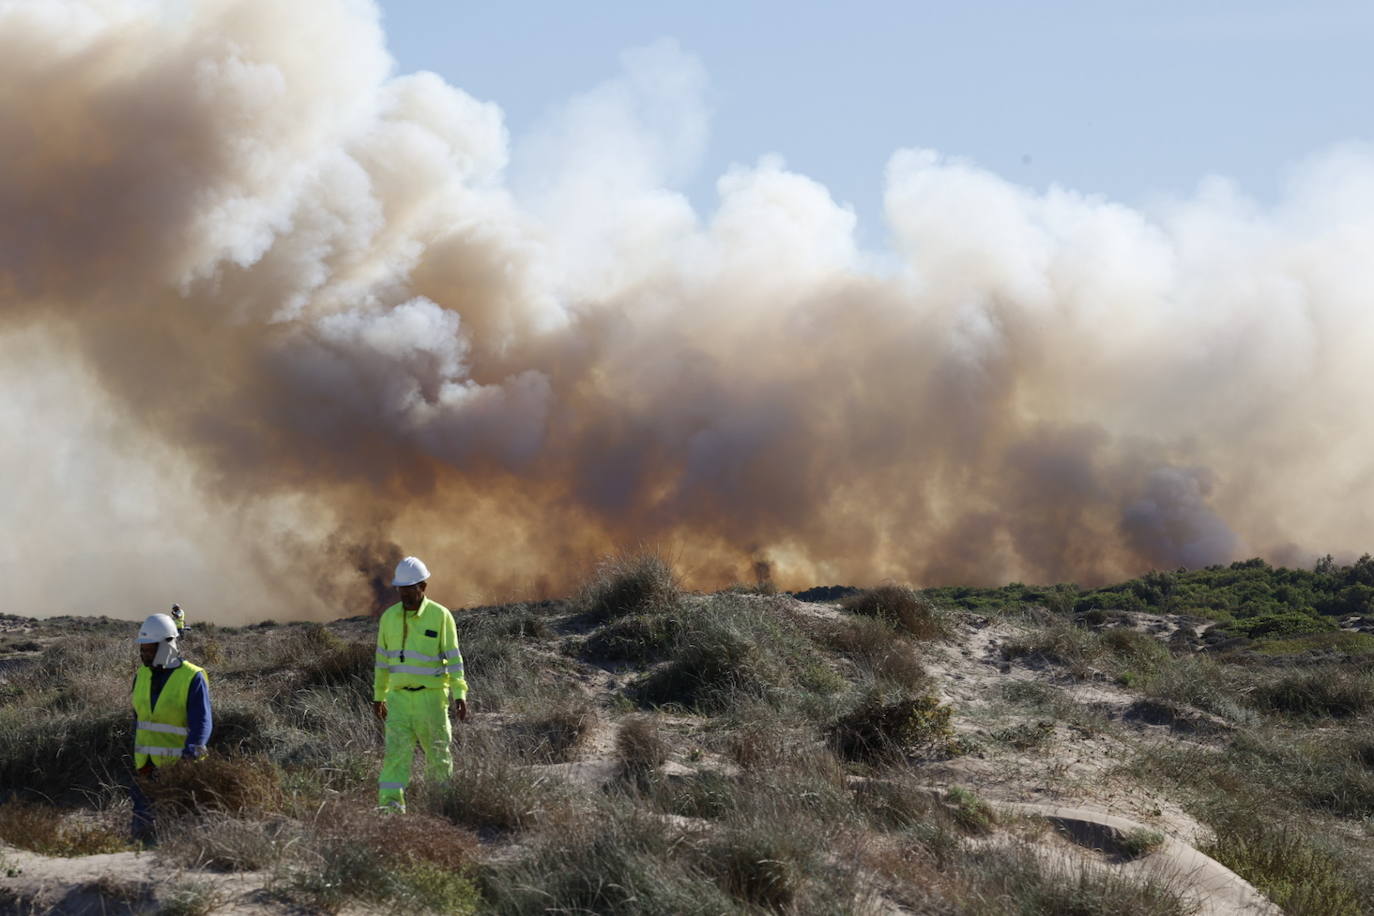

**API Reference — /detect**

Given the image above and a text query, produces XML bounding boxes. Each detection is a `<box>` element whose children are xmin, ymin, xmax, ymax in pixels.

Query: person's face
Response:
<box><xmin>398</xmin><ymin>580</ymin><xmax>426</xmax><ymax>609</ymax></box>
<box><xmin>139</xmin><ymin>642</ymin><xmax>157</xmax><ymax>666</ymax></box>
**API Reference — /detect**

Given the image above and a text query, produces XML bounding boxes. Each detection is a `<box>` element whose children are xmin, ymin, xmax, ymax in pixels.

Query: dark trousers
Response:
<box><xmin>129</xmin><ymin>767</ymin><xmax>156</xmax><ymax>844</ymax></box>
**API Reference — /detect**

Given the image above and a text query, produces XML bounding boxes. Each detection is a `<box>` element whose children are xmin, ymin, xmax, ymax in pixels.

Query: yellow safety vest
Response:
<box><xmin>373</xmin><ymin>598</ymin><xmax>466</xmax><ymax>700</ymax></box>
<box><xmin>131</xmin><ymin>662</ymin><xmax>205</xmax><ymax>768</ymax></box>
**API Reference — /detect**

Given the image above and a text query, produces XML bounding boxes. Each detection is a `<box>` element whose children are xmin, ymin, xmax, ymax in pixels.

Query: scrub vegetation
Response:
<box><xmin>2</xmin><ymin>554</ymin><xmax>1374</xmax><ymax>912</ymax></box>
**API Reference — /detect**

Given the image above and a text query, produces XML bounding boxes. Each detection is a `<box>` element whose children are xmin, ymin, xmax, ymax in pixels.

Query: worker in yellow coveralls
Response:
<box><xmin>372</xmin><ymin>555</ymin><xmax>468</xmax><ymax>812</ymax></box>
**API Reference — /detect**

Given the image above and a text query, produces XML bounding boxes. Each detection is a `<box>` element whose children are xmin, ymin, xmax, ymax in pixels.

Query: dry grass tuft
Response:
<box><xmin>616</xmin><ymin>714</ymin><xmax>669</xmax><ymax>774</ymax></box>
<box><xmin>143</xmin><ymin>754</ymin><xmax>283</xmax><ymax>817</ymax></box>
<box><xmin>841</xmin><ymin>585</ymin><xmax>953</xmax><ymax>640</ymax></box>
<box><xmin>578</xmin><ymin>552</ymin><xmax>682</xmax><ymax>623</ymax></box>
<box><xmin>0</xmin><ymin>800</ymin><xmax>127</xmax><ymax>856</ymax></box>
<box><xmin>832</xmin><ymin>692</ymin><xmax>956</xmax><ymax>763</ymax></box>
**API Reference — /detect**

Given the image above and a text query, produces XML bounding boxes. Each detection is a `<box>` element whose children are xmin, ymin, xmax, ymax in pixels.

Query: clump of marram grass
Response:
<box><xmin>615</xmin><ymin>714</ymin><xmax>669</xmax><ymax>775</ymax></box>
<box><xmin>1001</xmin><ymin>619</ymin><xmax>1105</xmax><ymax>677</ymax></box>
<box><xmin>479</xmin><ymin>801</ymin><xmax>735</xmax><ymax>915</ymax></box>
<box><xmin>0</xmin><ymin>707</ymin><xmax>130</xmax><ymax>803</ymax></box>
<box><xmin>841</xmin><ymin>585</ymin><xmax>953</xmax><ymax>640</ymax></box>
<box><xmin>581</xmin><ymin>613</ymin><xmax>684</xmax><ymax>665</ymax></box>
<box><xmin>955</xmin><ymin>843</ymin><xmax>1194</xmax><ymax>916</ymax></box>
<box><xmin>634</xmin><ymin>594</ymin><xmax>844</xmax><ymax>713</ymax></box>
<box><xmin>1251</xmin><ymin>666</ymin><xmax>1374</xmax><ymax>719</ymax></box>
<box><xmin>295</xmin><ymin>640</ymin><xmax>375</xmax><ymax>697</ymax></box>
<box><xmin>832</xmin><ymin>691</ymin><xmax>956</xmax><ymax>763</ymax></box>
<box><xmin>822</xmin><ymin>616</ymin><xmax>930</xmax><ymax>690</ymax></box>
<box><xmin>422</xmin><ymin>746</ymin><xmax>561</xmax><ymax>833</ymax></box>
<box><xmin>159</xmin><ymin>813</ymin><xmax>304</xmax><ymax>872</ymax></box>
<box><xmin>507</xmin><ymin>697</ymin><xmax>598</xmax><ymax>763</ymax></box>
<box><xmin>577</xmin><ymin>552</ymin><xmax>682</xmax><ymax>623</ymax></box>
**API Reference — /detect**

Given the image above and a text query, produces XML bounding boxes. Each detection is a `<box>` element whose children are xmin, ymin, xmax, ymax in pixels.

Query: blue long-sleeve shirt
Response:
<box><xmin>133</xmin><ymin>665</ymin><xmax>213</xmax><ymax>758</ymax></box>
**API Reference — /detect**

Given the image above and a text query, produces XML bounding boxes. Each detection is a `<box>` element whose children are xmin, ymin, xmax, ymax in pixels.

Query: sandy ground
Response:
<box><xmin>0</xmin><ymin>600</ymin><xmax>1278</xmax><ymax>914</ymax></box>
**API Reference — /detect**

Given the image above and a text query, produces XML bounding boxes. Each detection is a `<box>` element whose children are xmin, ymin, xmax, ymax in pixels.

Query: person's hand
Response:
<box><xmin>453</xmin><ymin>698</ymin><xmax>468</xmax><ymax>722</ymax></box>
<box><xmin>372</xmin><ymin>701</ymin><xmax>387</xmax><ymax>721</ymax></box>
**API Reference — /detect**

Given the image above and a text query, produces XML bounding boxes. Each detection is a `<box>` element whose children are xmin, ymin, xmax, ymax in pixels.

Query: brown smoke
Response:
<box><xmin>3</xmin><ymin>2</ymin><xmax>1373</xmax><ymax>622</ymax></box>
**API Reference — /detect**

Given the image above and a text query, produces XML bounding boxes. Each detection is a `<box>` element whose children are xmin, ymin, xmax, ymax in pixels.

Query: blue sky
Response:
<box><xmin>377</xmin><ymin>0</ymin><xmax>1374</xmax><ymax>239</ymax></box>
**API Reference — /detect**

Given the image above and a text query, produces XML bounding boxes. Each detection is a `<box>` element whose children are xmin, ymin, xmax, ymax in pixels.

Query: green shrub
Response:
<box><xmin>1199</xmin><ymin>809</ymin><xmax>1372</xmax><ymax>915</ymax></box>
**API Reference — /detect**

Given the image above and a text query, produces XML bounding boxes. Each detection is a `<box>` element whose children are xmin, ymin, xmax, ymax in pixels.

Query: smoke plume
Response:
<box><xmin>3</xmin><ymin>1</ymin><xmax>1373</xmax><ymax>621</ymax></box>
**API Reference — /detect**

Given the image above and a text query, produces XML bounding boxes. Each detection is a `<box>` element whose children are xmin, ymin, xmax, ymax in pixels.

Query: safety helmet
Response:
<box><xmin>170</xmin><ymin>603</ymin><xmax>184</xmax><ymax>621</ymax></box>
<box><xmin>392</xmin><ymin>556</ymin><xmax>430</xmax><ymax>587</ymax></box>
<box><xmin>137</xmin><ymin>613</ymin><xmax>182</xmax><ymax>667</ymax></box>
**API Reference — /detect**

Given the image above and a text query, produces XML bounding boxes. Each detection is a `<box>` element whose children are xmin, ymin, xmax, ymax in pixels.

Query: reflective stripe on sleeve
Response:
<box><xmin>388</xmin><ymin>663</ymin><xmax>444</xmax><ymax>676</ymax></box>
<box><xmin>136</xmin><ymin>721</ymin><xmax>189</xmax><ymax>736</ymax></box>
<box><xmin>135</xmin><ymin>745</ymin><xmax>183</xmax><ymax>757</ymax></box>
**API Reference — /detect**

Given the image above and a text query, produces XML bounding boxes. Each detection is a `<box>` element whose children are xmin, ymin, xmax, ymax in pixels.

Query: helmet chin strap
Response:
<box><xmin>153</xmin><ymin>639</ymin><xmax>182</xmax><ymax>668</ymax></box>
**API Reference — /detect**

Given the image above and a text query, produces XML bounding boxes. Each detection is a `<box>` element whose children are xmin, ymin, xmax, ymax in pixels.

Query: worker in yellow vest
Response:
<box><xmin>130</xmin><ymin>613</ymin><xmax>213</xmax><ymax>843</ymax></box>
<box><xmin>372</xmin><ymin>556</ymin><xmax>468</xmax><ymax>812</ymax></box>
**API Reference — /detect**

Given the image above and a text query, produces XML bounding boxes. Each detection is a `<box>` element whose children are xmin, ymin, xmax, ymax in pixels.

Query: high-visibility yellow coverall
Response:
<box><xmin>373</xmin><ymin>597</ymin><xmax>466</xmax><ymax>811</ymax></box>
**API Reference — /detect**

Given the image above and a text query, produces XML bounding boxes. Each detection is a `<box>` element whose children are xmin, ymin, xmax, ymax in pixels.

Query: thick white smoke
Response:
<box><xmin>1</xmin><ymin>0</ymin><xmax>1371</xmax><ymax>620</ymax></box>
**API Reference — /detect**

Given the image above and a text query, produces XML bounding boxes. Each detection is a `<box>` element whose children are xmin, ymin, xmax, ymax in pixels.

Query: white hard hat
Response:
<box><xmin>392</xmin><ymin>556</ymin><xmax>430</xmax><ymax>587</ymax></box>
<box><xmin>137</xmin><ymin>613</ymin><xmax>183</xmax><ymax>667</ymax></box>
<box><xmin>138</xmin><ymin>614</ymin><xmax>179</xmax><ymax>644</ymax></box>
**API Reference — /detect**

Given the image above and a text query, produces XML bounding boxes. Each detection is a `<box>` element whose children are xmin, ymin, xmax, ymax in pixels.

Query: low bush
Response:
<box><xmin>277</xmin><ymin>833</ymin><xmax>480</xmax><ymax>915</ymax></box>
<box><xmin>841</xmin><ymin>585</ymin><xmax>952</xmax><ymax>640</ymax></box>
